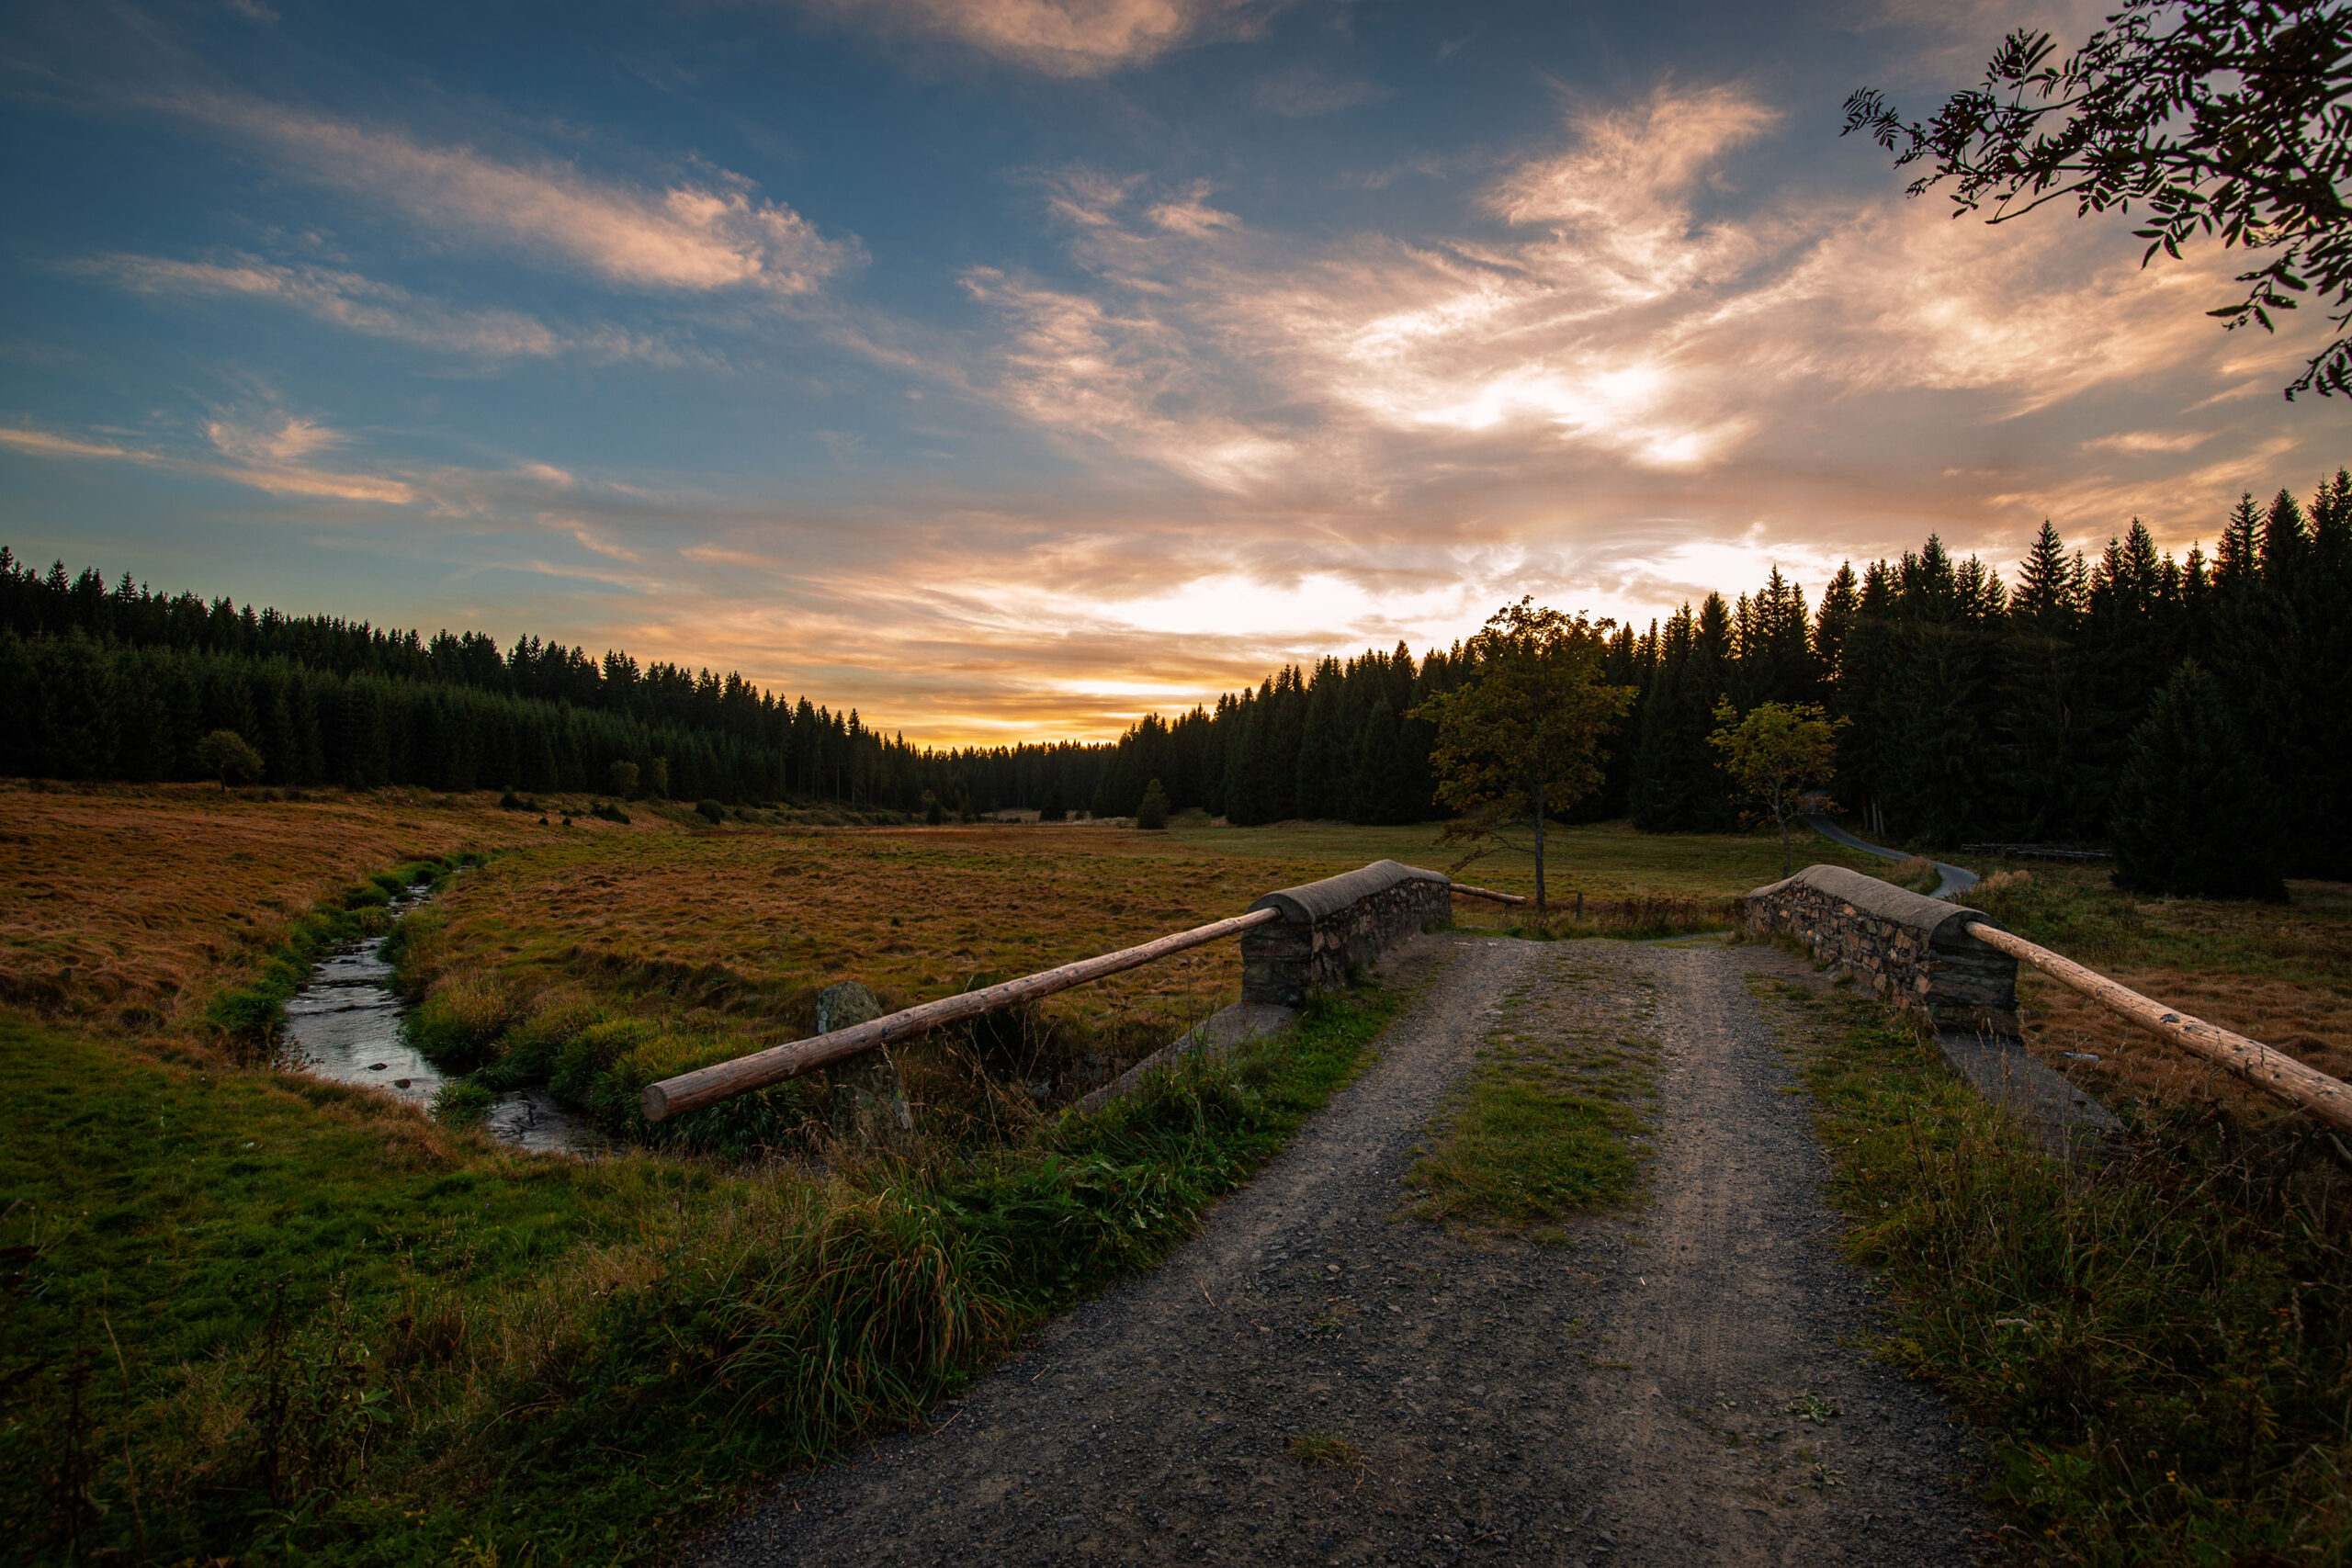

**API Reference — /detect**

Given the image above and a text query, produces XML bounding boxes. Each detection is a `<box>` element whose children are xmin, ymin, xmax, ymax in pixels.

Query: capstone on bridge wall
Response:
<box><xmin>1747</xmin><ymin>863</ymin><xmax>2019</xmax><ymax>1035</ymax></box>
<box><xmin>1240</xmin><ymin>859</ymin><xmax>1453</xmax><ymax>1008</ymax></box>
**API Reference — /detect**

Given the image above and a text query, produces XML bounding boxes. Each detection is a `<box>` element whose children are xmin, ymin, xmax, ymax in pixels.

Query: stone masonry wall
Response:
<box><xmin>1747</xmin><ymin>863</ymin><xmax>2019</xmax><ymax>1035</ymax></box>
<box><xmin>1240</xmin><ymin>860</ymin><xmax>1453</xmax><ymax>1009</ymax></box>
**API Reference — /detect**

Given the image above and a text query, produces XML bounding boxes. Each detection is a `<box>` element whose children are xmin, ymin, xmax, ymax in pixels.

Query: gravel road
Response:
<box><xmin>691</xmin><ymin>933</ymin><xmax>1984</xmax><ymax>1567</ymax></box>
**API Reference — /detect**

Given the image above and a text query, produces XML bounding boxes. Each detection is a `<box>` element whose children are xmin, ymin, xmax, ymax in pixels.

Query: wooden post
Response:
<box><xmin>815</xmin><ymin>981</ymin><xmax>913</xmax><ymax>1149</ymax></box>
<box><xmin>1965</xmin><ymin>921</ymin><xmax>2352</xmax><ymax>1135</ymax></box>
<box><xmin>1532</xmin><ymin>781</ymin><xmax>1547</xmax><ymax>912</ymax></box>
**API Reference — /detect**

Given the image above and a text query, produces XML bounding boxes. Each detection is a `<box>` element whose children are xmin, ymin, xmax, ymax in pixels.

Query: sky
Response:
<box><xmin>4</xmin><ymin>0</ymin><xmax>2346</xmax><ymax>744</ymax></box>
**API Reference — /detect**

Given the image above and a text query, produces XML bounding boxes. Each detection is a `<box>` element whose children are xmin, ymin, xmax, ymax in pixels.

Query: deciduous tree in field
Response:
<box><xmin>1411</xmin><ymin>599</ymin><xmax>1634</xmax><ymax>911</ymax></box>
<box><xmin>194</xmin><ymin>728</ymin><xmax>264</xmax><ymax>793</ymax></box>
<box><xmin>1708</xmin><ymin>700</ymin><xmax>1848</xmax><ymax>877</ymax></box>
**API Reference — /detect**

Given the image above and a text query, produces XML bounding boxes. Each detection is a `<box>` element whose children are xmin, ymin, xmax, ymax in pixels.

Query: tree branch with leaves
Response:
<box><xmin>1845</xmin><ymin>0</ymin><xmax>2352</xmax><ymax>397</ymax></box>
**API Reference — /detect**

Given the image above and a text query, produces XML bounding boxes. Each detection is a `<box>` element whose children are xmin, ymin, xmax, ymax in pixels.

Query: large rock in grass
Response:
<box><xmin>815</xmin><ymin>980</ymin><xmax>915</xmax><ymax>1150</ymax></box>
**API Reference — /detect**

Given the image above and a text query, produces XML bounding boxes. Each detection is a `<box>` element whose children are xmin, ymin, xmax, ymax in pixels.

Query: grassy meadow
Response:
<box><xmin>6</xmin><ymin>778</ymin><xmax>2348</xmax><ymax>1564</ymax></box>
<box><xmin>5</xmin><ymin>782</ymin><xmax>1438</xmax><ymax>1563</ymax></box>
<box><xmin>6</xmin><ymin>781</ymin><xmax>1841</xmax><ymax>1563</ymax></box>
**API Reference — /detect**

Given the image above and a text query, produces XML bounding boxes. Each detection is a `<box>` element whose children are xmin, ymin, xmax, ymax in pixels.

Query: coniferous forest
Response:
<box><xmin>7</xmin><ymin>470</ymin><xmax>2347</xmax><ymax>880</ymax></box>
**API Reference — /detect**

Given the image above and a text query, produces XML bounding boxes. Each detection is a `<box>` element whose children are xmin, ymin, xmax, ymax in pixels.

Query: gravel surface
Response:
<box><xmin>691</xmin><ymin>934</ymin><xmax>1985</xmax><ymax>1567</ymax></box>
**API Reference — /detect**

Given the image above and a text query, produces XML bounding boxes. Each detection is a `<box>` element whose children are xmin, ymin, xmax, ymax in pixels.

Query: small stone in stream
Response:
<box><xmin>393</xmin><ymin>1078</ymin><xmax>411</xmax><ymax>1089</ymax></box>
<box><xmin>368</xmin><ymin>1062</ymin><xmax>388</xmax><ymax>1070</ymax></box>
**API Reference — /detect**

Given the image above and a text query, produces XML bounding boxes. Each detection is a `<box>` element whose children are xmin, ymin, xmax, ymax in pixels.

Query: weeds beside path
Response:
<box><xmin>695</xmin><ymin>935</ymin><xmax>1983</xmax><ymax>1568</ymax></box>
<box><xmin>1759</xmin><ymin>975</ymin><xmax>2352</xmax><ymax>1566</ymax></box>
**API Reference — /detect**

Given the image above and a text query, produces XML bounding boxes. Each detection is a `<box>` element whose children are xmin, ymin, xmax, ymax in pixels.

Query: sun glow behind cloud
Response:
<box><xmin>10</xmin><ymin>17</ymin><xmax>2347</xmax><ymax>747</ymax></box>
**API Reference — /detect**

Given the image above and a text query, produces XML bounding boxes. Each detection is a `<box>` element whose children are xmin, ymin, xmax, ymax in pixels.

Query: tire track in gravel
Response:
<box><xmin>690</xmin><ymin>934</ymin><xmax>1984</xmax><ymax>1568</ymax></box>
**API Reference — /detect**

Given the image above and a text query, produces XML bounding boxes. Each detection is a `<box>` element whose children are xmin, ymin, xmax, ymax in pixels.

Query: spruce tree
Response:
<box><xmin>1998</xmin><ymin>523</ymin><xmax>2094</xmax><ymax>838</ymax></box>
<box><xmin>1135</xmin><ymin>778</ymin><xmax>1170</xmax><ymax>829</ymax></box>
<box><xmin>2109</xmin><ymin>660</ymin><xmax>2284</xmax><ymax>900</ymax></box>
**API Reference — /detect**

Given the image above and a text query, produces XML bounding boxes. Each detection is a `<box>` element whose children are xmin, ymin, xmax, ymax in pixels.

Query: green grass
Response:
<box><xmin>1288</xmin><ymin>1432</ymin><xmax>1363</xmax><ymax>1467</ymax></box>
<box><xmin>1165</xmin><ymin>816</ymin><xmax>1892</xmax><ymax>902</ymax></box>
<box><xmin>1405</xmin><ymin>958</ymin><xmax>1660</xmax><ymax>1237</ymax></box>
<box><xmin>1758</xmin><ymin>977</ymin><xmax>2352</xmax><ymax>1567</ymax></box>
<box><xmin>201</xmin><ymin>852</ymin><xmax>484</xmax><ymax>1052</ymax></box>
<box><xmin>0</xmin><ymin>978</ymin><xmax>1396</xmax><ymax>1564</ymax></box>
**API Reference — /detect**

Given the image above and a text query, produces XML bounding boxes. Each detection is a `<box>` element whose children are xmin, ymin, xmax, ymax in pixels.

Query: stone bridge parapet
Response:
<box><xmin>1747</xmin><ymin>863</ymin><xmax>2019</xmax><ymax>1035</ymax></box>
<box><xmin>1241</xmin><ymin>859</ymin><xmax>1453</xmax><ymax>1009</ymax></box>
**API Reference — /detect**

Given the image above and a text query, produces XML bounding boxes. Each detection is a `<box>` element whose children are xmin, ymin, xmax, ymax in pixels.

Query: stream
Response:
<box><xmin>280</xmin><ymin>886</ymin><xmax>610</xmax><ymax>1156</ymax></box>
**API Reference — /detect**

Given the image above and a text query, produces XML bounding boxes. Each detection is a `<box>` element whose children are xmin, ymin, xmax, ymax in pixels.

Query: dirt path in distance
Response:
<box><xmin>692</xmin><ymin>934</ymin><xmax>1984</xmax><ymax>1568</ymax></box>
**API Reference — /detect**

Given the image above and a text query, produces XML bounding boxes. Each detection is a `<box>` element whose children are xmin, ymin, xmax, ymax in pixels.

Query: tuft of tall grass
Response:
<box><xmin>1884</xmin><ymin>855</ymin><xmax>1943</xmax><ymax>895</ymax></box>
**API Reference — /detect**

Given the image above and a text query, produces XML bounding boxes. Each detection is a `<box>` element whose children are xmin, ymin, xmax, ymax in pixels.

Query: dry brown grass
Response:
<box><xmin>1966</xmin><ymin>864</ymin><xmax>2352</xmax><ymax>1130</ymax></box>
<box><xmin>2023</xmin><ymin>965</ymin><xmax>2352</xmax><ymax>1128</ymax></box>
<box><xmin>0</xmin><ymin>780</ymin><xmax>628</xmax><ymax>1030</ymax></box>
<box><xmin>403</xmin><ymin>824</ymin><xmax>1348</xmax><ymax>1077</ymax></box>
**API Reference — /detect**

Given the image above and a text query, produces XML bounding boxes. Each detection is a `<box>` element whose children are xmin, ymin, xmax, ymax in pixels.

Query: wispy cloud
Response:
<box><xmin>797</xmin><ymin>0</ymin><xmax>1283</xmax><ymax>77</ymax></box>
<box><xmin>962</xmin><ymin>84</ymin><xmax>2301</xmax><ymax>497</ymax></box>
<box><xmin>171</xmin><ymin>94</ymin><xmax>858</xmax><ymax>295</ymax></box>
<box><xmin>72</xmin><ymin>252</ymin><xmax>681</xmax><ymax>363</ymax></box>
<box><xmin>8</xmin><ymin>414</ymin><xmax>407</xmax><ymax>506</ymax></box>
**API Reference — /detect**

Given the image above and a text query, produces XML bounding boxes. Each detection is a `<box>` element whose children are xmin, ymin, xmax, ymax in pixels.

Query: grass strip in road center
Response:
<box><xmin>1754</xmin><ymin>977</ymin><xmax>2352</xmax><ymax>1567</ymax></box>
<box><xmin>1405</xmin><ymin>950</ymin><xmax>1662</xmax><ymax>1241</ymax></box>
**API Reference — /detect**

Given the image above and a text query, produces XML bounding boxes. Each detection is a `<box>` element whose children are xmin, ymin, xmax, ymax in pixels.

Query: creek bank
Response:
<box><xmin>280</xmin><ymin>882</ymin><xmax>609</xmax><ymax>1156</ymax></box>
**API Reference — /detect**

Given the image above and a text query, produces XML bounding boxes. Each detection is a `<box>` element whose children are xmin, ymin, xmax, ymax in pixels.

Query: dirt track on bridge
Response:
<box><xmin>691</xmin><ymin>932</ymin><xmax>1984</xmax><ymax>1567</ymax></box>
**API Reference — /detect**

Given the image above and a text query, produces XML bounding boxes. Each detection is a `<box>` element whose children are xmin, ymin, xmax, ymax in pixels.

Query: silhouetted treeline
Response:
<box><xmin>6</xmin><ymin>468</ymin><xmax>2346</xmax><ymax>874</ymax></box>
<box><xmin>0</xmin><ymin>550</ymin><xmax>988</xmax><ymax>811</ymax></box>
<box><xmin>1076</xmin><ymin>472</ymin><xmax>2351</xmax><ymax>876</ymax></box>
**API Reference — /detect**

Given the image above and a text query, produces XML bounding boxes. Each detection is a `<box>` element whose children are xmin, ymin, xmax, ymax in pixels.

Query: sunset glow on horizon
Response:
<box><xmin>6</xmin><ymin>0</ymin><xmax>2346</xmax><ymax>746</ymax></box>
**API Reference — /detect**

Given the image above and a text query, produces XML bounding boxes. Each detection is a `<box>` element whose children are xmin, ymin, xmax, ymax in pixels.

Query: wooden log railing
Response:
<box><xmin>643</xmin><ymin>863</ymin><xmax>1520</xmax><ymax>1122</ymax></box>
<box><xmin>1964</xmin><ymin>921</ymin><xmax>2352</xmax><ymax>1136</ymax></box>
<box><xmin>1448</xmin><ymin>882</ymin><xmax>1529</xmax><ymax>906</ymax></box>
<box><xmin>641</xmin><ymin>907</ymin><xmax>1283</xmax><ymax>1122</ymax></box>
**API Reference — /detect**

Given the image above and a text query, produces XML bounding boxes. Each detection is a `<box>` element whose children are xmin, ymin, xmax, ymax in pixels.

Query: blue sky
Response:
<box><xmin>5</xmin><ymin>0</ymin><xmax>2345</xmax><ymax>740</ymax></box>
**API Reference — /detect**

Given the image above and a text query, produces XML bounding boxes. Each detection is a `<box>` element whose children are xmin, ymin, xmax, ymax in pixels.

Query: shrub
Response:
<box><xmin>195</xmin><ymin>728</ymin><xmax>265</xmax><ymax>791</ymax></box>
<box><xmin>475</xmin><ymin>990</ymin><xmax>604</xmax><ymax>1091</ymax></box>
<box><xmin>409</xmin><ymin>972</ymin><xmax>518</xmax><ymax>1070</ymax></box>
<box><xmin>696</xmin><ymin>798</ymin><xmax>726</xmax><ymax>825</ymax></box>
<box><xmin>550</xmin><ymin>1018</ymin><xmax>659</xmax><ymax>1106</ymax></box>
<box><xmin>607</xmin><ymin>761</ymin><xmax>639</xmax><ymax>800</ymax></box>
<box><xmin>590</xmin><ymin>801</ymin><xmax>630</xmax><ymax>825</ymax></box>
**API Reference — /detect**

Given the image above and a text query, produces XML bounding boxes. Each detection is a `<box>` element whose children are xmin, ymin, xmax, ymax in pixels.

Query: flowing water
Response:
<box><xmin>281</xmin><ymin>886</ymin><xmax>610</xmax><ymax>1156</ymax></box>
